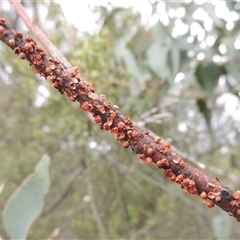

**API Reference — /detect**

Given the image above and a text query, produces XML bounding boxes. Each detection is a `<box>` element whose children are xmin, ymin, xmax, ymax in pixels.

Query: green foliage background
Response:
<box><xmin>0</xmin><ymin>1</ymin><xmax>240</xmax><ymax>239</ymax></box>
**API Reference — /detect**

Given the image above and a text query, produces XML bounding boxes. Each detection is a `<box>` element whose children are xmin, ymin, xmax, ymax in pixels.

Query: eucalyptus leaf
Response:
<box><xmin>195</xmin><ymin>62</ymin><xmax>224</xmax><ymax>97</ymax></box>
<box><xmin>152</xmin><ymin>20</ymin><xmax>170</xmax><ymax>44</ymax></box>
<box><xmin>170</xmin><ymin>43</ymin><xmax>180</xmax><ymax>77</ymax></box>
<box><xmin>196</xmin><ymin>99</ymin><xmax>212</xmax><ymax>134</ymax></box>
<box><xmin>3</xmin><ymin>154</ymin><xmax>51</xmax><ymax>240</ymax></box>
<box><xmin>121</xmin><ymin>47</ymin><xmax>145</xmax><ymax>96</ymax></box>
<box><xmin>146</xmin><ymin>42</ymin><xmax>170</xmax><ymax>80</ymax></box>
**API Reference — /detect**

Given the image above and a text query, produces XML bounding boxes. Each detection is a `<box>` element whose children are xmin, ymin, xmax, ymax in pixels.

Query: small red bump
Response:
<box><xmin>164</xmin><ymin>141</ymin><xmax>171</xmax><ymax>149</ymax></box>
<box><xmin>103</xmin><ymin>122</ymin><xmax>110</xmax><ymax>130</ymax></box>
<box><xmin>49</xmin><ymin>63</ymin><xmax>56</xmax><ymax>70</ymax></box>
<box><xmin>70</xmin><ymin>67</ymin><xmax>79</xmax><ymax>77</ymax></box>
<box><xmin>16</xmin><ymin>31</ymin><xmax>23</xmax><ymax>37</ymax></box>
<box><xmin>154</xmin><ymin>136</ymin><xmax>161</xmax><ymax>143</ymax></box>
<box><xmin>237</xmin><ymin>209</ymin><xmax>240</xmax><ymax>216</ymax></box>
<box><xmin>98</xmin><ymin>105</ymin><xmax>105</xmax><ymax>114</ymax></box>
<box><xmin>144</xmin><ymin>130</ymin><xmax>149</xmax><ymax>135</ymax></box>
<box><xmin>127</xmin><ymin>130</ymin><xmax>132</xmax><ymax>137</ymax></box>
<box><xmin>48</xmin><ymin>76</ymin><xmax>56</xmax><ymax>87</ymax></box>
<box><xmin>164</xmin><ymin>169</ymin><xmax>173</xmax><ymax>178</ymax></box>
<box><xmin>175</xmin><ymin>174</ymin><xmax>183</xmax><ymax>184</ymax></box>
<box><xmin>156</xmin><ymin>160</ymin><xmax>162</xmax><ymax>167</ymax></box>
<box><xmin>19</xmin><ymin>52</ymin><xmax>26</xmax><ymax>60</ymax></box>
<box><xmin>25</xmin><ymin>42</ymin><xmax>33</xmax><ymax>52</ymax></box>
<box><xmin>69</xmin><ymin>96</ymin><xmax>76</xmax><ymax>102</ymax></box>
<box><xmin>179</xmin><ymin>159</ymin><xmax>186</xmax><ymax>167</ymax></box>
<box><xmin>25</xmin><ymin>35</ymin><xmax>33</xmax><ymax>42</ymax></box>
<box><xmin>48</xmin><ymin>75</ymin><xmax>56</xmax><ymax>82</ymax></box>
<box><xmin>161</xmin><ymin>158</ymin><xmax>169</xmax><ymax>167</ymax></box>
<box><xmin>147</xmin><ymin>148</ymin><xmax>153</xmax><ymax>155</ymax></box>
<box><xmin>170</xmin><ymin>174</ymin><xmax>176</xmax><ymax>182</ymax></box>
<box><xmin>173</xmin><ymin>157</ymin><xmax>180</xmax><ymax>164</ymax></box>
<box><xmin>200</xmin><ymin>191</ymin><xmax>207</xmax><ymax>200</ymax></box>
<box><xmin>56</xmin><ymin>77</ymin><xmax>63</xmax><ymax>85</ymax></box>
<box><xmin>124</xmin><ymin>117</ymin><xmax>133</xmax><ymax>126</ymax></box>
<box><xmin>146</xmin><ymin>157</ymin><xmax>153</xmax><ymax>164</ymax></box>
<box><xmin>188</xmin><ymin>180</ymin><xmax>195</xmax><ymax>187</ymax></box>
<box><xmin>89</xmin><ymin>92</ymin><xmax>98</xmax><ymax>100</ymax></box>
<box><xmin>30</xmin><ymin>41</ymin><xmax>36</xmax><ymax>48</ymax></box>
<box><xmin>117</xmin><ymin>122</ymin><xmax>126</xmax><ymax>130</ymax></box>
<box><xmin>138</xmin><ymin>154</ymin><xmax>146</xmax><ymax>162</ymax></box>
<box><xmin>0</xmin><ymin>18</ymin><xmax>6</xmax><ymax>24</ymax></box>
<box><xmin>206</xmin><ymin>200</ymin><xmax>214</xmax><ymax>208</ymax></box>
<box><xmin>80</xmin><ymin>102</ymin><xmax>93</xmax><ymax>111</ymax></box>
<box><xmin>100</xmin><ymin>94</ymin><xmax>106</xmax><ymax>101</ymax></box>
<box><xmin>110</xmin><ymin>127</ymin><xmax>118</xmax><ymax>135</ymax></box>
<box><xmin>122</xmin><ymin>141</ymin><xmax>129</xmax><ymax>148</ymax></box>
<box><xmin>8</xmin><ymin>39</ymin><xmax>15</xmax><ymax>46</ymax></box>
<box><xmin>117</xmin><ymin>132</ymin><xmax>125</xmax><ymax>139</ymax></box>
<box><xmin>156</xmin><ymin>158</ymin><xmax>169</xmax><ymax>168</ymax></box>
<box><xmin>69</xmin><ymin>81</ymin><xmax>76</xmax><ymax>90</ymax></box>
<box><xmin>0</xmin><ymin>26</ymin><xmax>5</xmax><ymax>34</ymax></box>
<box><xmin>45</xmin><ymin>67</ymin><xmax>52</xmax><ymax>74</ymax></box>
<box><xmin>182</xmin><ymin>178</ymin><xmax>190</xmax><ymax>187</ymax></box>
<box><xmin>40</xmin><ymin>51</ymin><xmax>46</xmax><ymax>57</ymax></box>
<box><xmin>207</xmin><ymin>192</ymin><xmax>216</xmax><ymax>200</ymax></box>
<box><xmin>111</xmin><ymin>112</ymin><xmax>116</xmax><ymax>119</ymax></box>
<box><xmin>107</xmin><ymin>117</ymin><xmax>113</xmax><ymax>127</ymax></box>
<box><xmin>94</xmin><ymin>115</ymin><xmax>102</xmax><ymax>124</ymax></box>
<box><xmin>233</xmin><ymin>191</ymin><xmax>240</xmax><ymax>200</ymax></box>
<box><xmin>131</xmin><ymin>130</ymin><xmax>138</xmax><ymax>139</ymax></box>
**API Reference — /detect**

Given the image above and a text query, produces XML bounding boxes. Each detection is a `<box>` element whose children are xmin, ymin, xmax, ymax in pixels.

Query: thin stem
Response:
<box><xmin>9</xmin><ymin>0</ymin><xmax>72</xmax><ymax>69</ymax></box>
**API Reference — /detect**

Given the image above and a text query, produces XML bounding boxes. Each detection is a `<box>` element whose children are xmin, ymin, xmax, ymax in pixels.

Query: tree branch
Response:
<box><xmin>1</xmin><ymin>17</ymin><xmax>240</xmax><ymax>222</ymax></box>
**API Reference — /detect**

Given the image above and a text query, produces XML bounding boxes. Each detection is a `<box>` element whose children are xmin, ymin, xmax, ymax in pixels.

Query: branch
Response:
<box><xmin>1</xmin><ymin>18</ymin><xmax>240</xmax><ymax>222</ymax></box>
<box><xmin>87</xmin><ymin>162</ymin><xmax>107</xmax><ymax>239</ymax></box>
<box><xmin>145</xmin><ymin>128</ymin><xmax>238</xmax><ymax>182</ymax></box>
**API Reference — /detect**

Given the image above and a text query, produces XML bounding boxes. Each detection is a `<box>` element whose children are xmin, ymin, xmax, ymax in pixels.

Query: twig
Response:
<box><xmin>146</xmin><ymin>128</ymin><xmax>238</xmax><ymax>182</ymax></box>
<box><xmin>135</xmin><ymin>112</ymin><xmax>172</xmax><ymax>127</ymax></box>
<box><xmin>139</xmin><ymin>99</ymin><xmax>178</xmax><ymax>120</ymax></box>
<box><xmin>87</xmin><ymin>162</ymin><xmax>107</xmax><ymax>239</ymax></box>
<box><xmin>1</xmin><ymin>15</ymin><xmax>240</xmax><ymax>221</ymax></box>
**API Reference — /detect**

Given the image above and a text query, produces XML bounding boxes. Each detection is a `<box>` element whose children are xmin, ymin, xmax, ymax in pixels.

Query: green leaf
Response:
<box><xmin>3</xmin><ymin>154</ymin><xmax>51</xmax><ymax>240</ymax></box>
<box><xmin>146</xmin><ymin>42</ymin><xmax>170</xmax><ymax>80</ymax></box>
<box><xmin>121</xmin><ymin>47</ymin><xmax>145</xmax><ymax>96</ymax></box>
<box><xmin>196</xmin><ymin>99</ymin><xmax>212</xmax><ymax>134</ymax></box>
<box><xmin>195</xmin><ymin>62</ymin><xmax>224</xmax><ymax>97</ymax></box>
<box><xmin>114</xmin><ymin>27</ymin><xmax>147</xmax><ymax>96</ymax></box>
<box><xmin>169</xmin><ymin>43</ymin><xmax>180</xmax><ymax>77</ymax></box>
<box><xmin>152</xmin><ymin>20</ymin><xmax>170</xmax><ymax>44</ymax></box>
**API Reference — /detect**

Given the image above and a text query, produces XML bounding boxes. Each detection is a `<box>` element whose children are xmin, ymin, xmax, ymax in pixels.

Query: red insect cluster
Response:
<box><xmin>1</xmin><ymin>17</ymin><xmax>240</xmax><ymax>222</ymax></box>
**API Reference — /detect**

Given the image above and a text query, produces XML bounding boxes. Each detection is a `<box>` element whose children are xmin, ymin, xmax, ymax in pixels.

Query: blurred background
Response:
<box><xmin>0</xmin><ymin>0</ymin><xmax>240</xmax><ymax>239</ymax></box>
